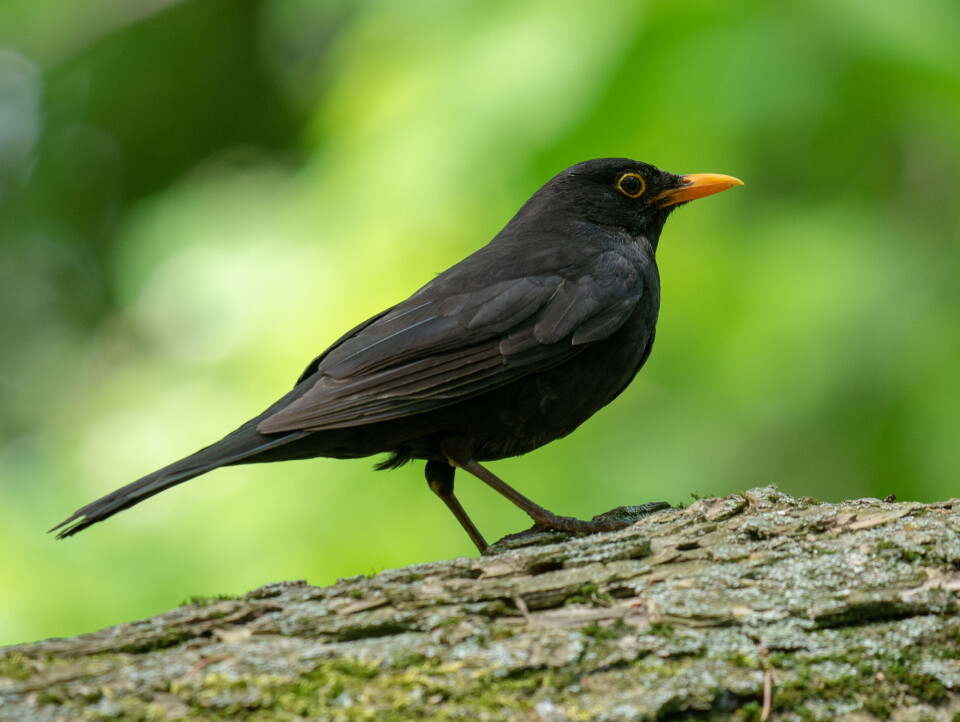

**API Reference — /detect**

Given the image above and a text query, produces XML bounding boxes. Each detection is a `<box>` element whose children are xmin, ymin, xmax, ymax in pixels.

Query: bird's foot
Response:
<box><xmin>528</xmin><ymin>501</ymin><xmax>672</xmax><ymax>535</ymax></box>
<box><xmin>484</xmin><ymin>502</ymin><xmax>672</xmax><ymax>554</ymax></box>
<box><xmin>530</xmin><ymin>512</ymin><xmax>629</xmax><ymax>535</ymax></box>
<box><xmin>482</xmin><ymin>515</ymin><xmax>627</xmax><ymax>555</ymax></box>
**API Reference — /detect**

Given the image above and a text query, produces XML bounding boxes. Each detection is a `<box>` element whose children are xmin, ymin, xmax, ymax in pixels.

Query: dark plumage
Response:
<box><xmin>52</xmin><ymin>158</ymin><xmax>742</xmax><ymax>552</ymax></box>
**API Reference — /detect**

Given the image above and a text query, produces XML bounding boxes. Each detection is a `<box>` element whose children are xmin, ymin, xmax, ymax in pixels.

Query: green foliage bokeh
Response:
<box><xmin>1</xmin><ymin>0</ymin><xmax>958</xmax><ymax>646</ymax></box>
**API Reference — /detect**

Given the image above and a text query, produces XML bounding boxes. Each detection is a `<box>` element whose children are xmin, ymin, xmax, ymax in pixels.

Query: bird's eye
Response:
<box><xmin>617</xmin><ymin>173</ymin><xmax>645</xmax><ymax>199</ymax></box>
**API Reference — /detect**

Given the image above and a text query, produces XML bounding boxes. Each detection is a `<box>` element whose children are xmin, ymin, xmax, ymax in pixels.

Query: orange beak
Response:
<box><xmin>653</xmin><ymin>173</ymin><xmax>743</xmax><ymax>208</ymax></box>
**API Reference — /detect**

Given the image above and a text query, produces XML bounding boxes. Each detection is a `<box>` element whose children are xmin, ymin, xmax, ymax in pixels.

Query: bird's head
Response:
<box><xmin>525</xmin><ymin>158</ymin><xmax>742</xmax><ymax>247</ymax></box>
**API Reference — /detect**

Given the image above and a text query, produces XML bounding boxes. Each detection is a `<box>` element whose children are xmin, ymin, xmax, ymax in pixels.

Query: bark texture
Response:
<box><xmin>4</xmin><ymin>486</ymin><xmax>960</xmax><ymax>721</ymax></box>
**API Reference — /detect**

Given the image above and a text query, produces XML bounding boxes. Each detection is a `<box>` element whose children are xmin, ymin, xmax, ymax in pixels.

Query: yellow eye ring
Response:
<box><xmin>617</xmin><ymin>172</ymin><xmax>645</xmax><ymax>199</ymax></box>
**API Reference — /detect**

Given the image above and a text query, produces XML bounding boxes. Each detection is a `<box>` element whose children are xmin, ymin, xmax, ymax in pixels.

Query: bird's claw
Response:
<box><xmin>531</xmin><ymin>514</ymin><xmax>629</xmax><ymax>535</ymax></box>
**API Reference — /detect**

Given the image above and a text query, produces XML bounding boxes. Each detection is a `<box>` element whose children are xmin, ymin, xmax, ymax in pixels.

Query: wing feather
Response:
<box><xmin>258</xmin><ymin>249</ymin><xmax>646</xmax><ymax>434</ymax></box>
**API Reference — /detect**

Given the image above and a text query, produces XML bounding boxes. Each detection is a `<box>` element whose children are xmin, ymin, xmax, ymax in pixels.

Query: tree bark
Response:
<box><xmin>4</xmin><ymin>486</ymin><xmax>960</xmax><ymax>721</ymax></box>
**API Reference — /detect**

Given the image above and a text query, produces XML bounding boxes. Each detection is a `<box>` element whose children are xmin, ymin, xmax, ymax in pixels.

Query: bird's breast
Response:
<box><xmin>435</xmin><ymin>299</ymin><xmax>658</xmax><ymax>461</ymax></box>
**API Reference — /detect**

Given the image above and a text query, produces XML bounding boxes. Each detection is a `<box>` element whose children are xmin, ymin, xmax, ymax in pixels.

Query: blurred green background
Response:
<box><xmin>2</xmin><ymin>0</ymin><xmax>958</xmax><ymax>647</ymax></box>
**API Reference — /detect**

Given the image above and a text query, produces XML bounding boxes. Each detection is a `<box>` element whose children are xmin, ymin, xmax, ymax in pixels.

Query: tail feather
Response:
<box><xmin>51</xmin><ymin>423</ymin><xmax>309</xmax><ymax>538</ymax></box>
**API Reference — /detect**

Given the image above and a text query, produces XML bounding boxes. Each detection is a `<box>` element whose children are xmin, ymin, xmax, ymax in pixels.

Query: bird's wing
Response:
<box><xmin>257</xmin><ymin>250</ymin><xmax>645</xmax><ymax>433</ymax></box>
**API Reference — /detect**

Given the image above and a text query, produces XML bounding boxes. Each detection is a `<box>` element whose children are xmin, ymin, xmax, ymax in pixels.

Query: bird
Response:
<box><xmin>52</xmin><ymin>158</ymin><xmax>742</xmax><ymax>552</ymax></box>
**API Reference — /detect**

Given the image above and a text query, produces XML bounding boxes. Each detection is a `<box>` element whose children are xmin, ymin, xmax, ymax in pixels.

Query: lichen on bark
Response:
<box><xmin>4</xmin><ymin>486</ymin><xmax>960</xmax><ymax>720</ymax></box>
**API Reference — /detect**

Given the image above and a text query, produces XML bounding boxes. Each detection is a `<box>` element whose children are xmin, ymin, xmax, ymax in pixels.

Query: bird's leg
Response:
<box><xmin>441</xmin><ymin>443</ymin><xmax>628</xmax><ymax>536</ymax></box>
<box><xmin>425</xmin><ymin>460</ymin><xmax>489</xmax><ymax>553</ymax></box>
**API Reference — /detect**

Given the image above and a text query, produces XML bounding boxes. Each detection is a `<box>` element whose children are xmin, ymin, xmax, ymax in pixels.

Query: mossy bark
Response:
<box><xmin>4</xmin><ymin>486</ymin><xmax>960</xmax><ymax>720</ymax></box>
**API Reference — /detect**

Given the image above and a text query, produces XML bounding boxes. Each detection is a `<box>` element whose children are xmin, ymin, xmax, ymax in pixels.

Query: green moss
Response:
<box><xmin>775</xmin><ymin>673</ymin><xmax>861</xmax><ymax>715</ymax></box>
<box><xmin>0</xmin><ymin>653</ymin><xmax>32</xmax><ymax>681</ymax></box>
<box><xmin>900</xmin><ymin>548</ymin><xmax>921</xmax><ymax>563</ymax></box>
<box><xmin>487</xmin><ymin>624</ymin><xmax>517</xmax><ymax>641</ymax></box>
<box><xmin>35</xmin><ymin>690</ymin><xmax>63</xmax><ymax>706</ymax></box>
<box><xmin>764</xmin><ymin>623</ymin><xmax>960</xmax><ymax>718</ymax></box>
<box><xmin>648</xmin><ymin>622</ymin><xmax>675</xmax><ymax>638</ymax></box>
<box><xmin>728</xmin><ymin>652</ymin><xmax>756</xmax><ymax>668</ymax></box>
<box><xmin>389</xmin><ymin>651</ymin><xmax>428</xmax><ymax>670</ymax></box>
<box><xmin>170</xmin><ymin>656</ymin><xmax>557</xmax><ymax>719</ymax></box>
<box><xmin>564</xmin><ymin>581</ymin><xmax>600</xmax><ymax>605</ymax></box>
<box><xmin>582</xmin><ymin>620</ymin><xmax>622</xmax><ymax>641</ymax></box>
<box><xmin>328</xmin><ymin>658</ymin><xmax>381</xmax><ymax>680</ymax></box>
<box><xmin>863</xmin><ymin>694</ymin><xmax>893</xmax><ymax>718</ymax></box>
<box><xmin>944</xmin><ymin>622</ymin><xmax>960</xmax><ymax>646</ymax></box>
<box><xmin>181</xmin><ymin>593</ymin><xmax>239</xmax><ymax>607</ymax></box>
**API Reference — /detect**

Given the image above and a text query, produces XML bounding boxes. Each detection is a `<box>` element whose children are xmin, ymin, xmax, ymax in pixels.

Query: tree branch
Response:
<box><xmin>4</xmin><ymin>486</ymin><xmax>960</xmax><ymax>720</ymax></box>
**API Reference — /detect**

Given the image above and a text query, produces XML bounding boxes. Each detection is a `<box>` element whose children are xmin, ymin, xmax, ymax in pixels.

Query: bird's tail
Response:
<box><xmin>50</xmin><ymin>419</ymin><xmax>309</xmax><ymax>538</ymax></box>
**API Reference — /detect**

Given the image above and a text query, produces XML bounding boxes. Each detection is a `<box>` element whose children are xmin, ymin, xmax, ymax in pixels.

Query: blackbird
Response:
<box><xmin>53</xmin><ymin>158</ymin><xmax>742</xmax><ymax>552</ymax></box>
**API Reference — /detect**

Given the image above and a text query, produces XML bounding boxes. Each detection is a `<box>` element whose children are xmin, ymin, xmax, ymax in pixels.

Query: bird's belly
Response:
<box><xmin>278</xmin><ymin>309</ymin><xmax>657</xmax><ymax>466</ymax></box>
<box><xmin>416</xmin><ymin>315</ymin><xmax>655</xmax><ymax>461</ymax></box>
